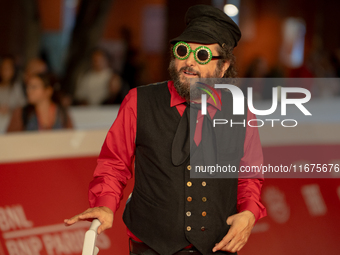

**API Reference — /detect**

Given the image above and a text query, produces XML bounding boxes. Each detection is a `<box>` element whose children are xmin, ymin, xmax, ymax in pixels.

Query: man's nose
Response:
<box><xmin>184</xmin><ymin>52</ymin><xmax>196</xmax><ymax>66</ymax></box>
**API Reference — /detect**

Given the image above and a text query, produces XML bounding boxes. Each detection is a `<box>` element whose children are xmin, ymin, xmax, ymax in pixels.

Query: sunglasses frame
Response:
<box><xmin>173</xmin><ymin>41</ymin><xmax>221</xmax><ymax>65</ymax></box>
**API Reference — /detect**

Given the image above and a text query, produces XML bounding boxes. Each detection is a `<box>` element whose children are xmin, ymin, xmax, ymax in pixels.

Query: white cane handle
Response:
<box><xmin>82</xmin><ymin>219</ymin><xmax>101</xmax><ymax>255</ymax></box>
<box><xmin>89</xmin><ymin>219</ymin><xmax>101</xmax><ymax>232</ymax></box>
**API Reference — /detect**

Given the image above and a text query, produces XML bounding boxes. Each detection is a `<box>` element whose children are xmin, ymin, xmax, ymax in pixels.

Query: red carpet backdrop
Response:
<box><xmin>0</xmin><ymin>129</ymin><xmax>339</xmax><ymax>255</ymax></box>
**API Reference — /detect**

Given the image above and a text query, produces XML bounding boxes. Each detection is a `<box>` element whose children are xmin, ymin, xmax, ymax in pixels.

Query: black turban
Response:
<box><xmin>170</xmin><ymin>4</ymin><xmax>242</xmax><ymax>48</ymax></box>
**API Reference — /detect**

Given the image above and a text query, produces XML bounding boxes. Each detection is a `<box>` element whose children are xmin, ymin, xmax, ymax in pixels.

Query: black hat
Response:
<box><xmin>170</xmin><ymin>5</ymin><xmax>241</xmax><ymax>48</ymax></box>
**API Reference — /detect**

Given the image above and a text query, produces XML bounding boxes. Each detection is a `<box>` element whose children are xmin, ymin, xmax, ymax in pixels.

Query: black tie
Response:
<box><xmin>171</xmin><ymin>102</ymin><xmax>217</xmax><ymax>169</ymax></box>
<box><xmin>171</xmin><ymin>103</ymin><xmax>192</xmax><ymax>166</ymax></box>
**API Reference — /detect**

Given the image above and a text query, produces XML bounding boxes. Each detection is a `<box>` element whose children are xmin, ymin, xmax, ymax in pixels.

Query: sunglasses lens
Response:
<box><xmin>197</xmin><ymin>49</ymin><xmax>209</xmax><ymax>62</ymax></box>
<box><xmin>174</xmin><ymin>42</ymin><xmax>213</xmax><ymax>64</ymax></box>
<box><xmin>176</xmin><ymin>45</ymin><xmax>188</xmax><ymax>58</ymax></box>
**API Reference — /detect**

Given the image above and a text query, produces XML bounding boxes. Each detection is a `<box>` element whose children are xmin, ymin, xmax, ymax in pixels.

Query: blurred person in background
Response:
<box><xmin>0</xmin><ymin>55</ymin><xmax>26</xmax><ymax>115</ymax></box>
<box><xmin>241</xmin><ymin>56</ymin><xmax>268</xmax><ymax>100</ymax></box>
<box><xmin>244</xmin><ymin>57</ymin><xmax>268</xmax><ymax>78</ymax></box>
<box><xmin>262</xmin><ymin>64</ymin><xmax>286</xmax><ymax>100</ymax></box>
<box><xmin>24</xmin><ymin>58</ymin><xmax>48</xmax><ymax>84</ymax></box>
<box><xmin>120</xmin><ymin>27</ymin><xmax>142</xmax><ymax>89</ymax></box>
<box><xmin>102</xmin><ymin>73</ymin><xmax>130</xmax><ymax>105</ymax></box>
<box><xmin>7</xmin><ymin>73</ymin><xmax>73</xmax><ymax>132</ymax></box>
<box><xmin>74</xmin><ymin>48</ymin><xmax>113</xmax><ymax>105</ymax></box>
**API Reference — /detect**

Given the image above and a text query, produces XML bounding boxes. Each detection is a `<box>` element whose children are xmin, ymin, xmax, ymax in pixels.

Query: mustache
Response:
<box><xmin>179</xmin><ymin>66</ymin><xmax>201</xmax><ymax>77</ymax></box>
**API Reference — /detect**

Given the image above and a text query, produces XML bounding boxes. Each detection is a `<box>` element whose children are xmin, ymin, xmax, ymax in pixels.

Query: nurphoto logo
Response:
<box><xmin>199</xmin><ymin>83</ymin><xmax>312</xmax><ymax>128</ymax></box>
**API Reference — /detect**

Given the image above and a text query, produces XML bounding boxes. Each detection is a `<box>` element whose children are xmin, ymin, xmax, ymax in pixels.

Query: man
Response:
<box><xmin>75</xmin><ymin>48</ymin><xmax>113</xmax><ymax>105</ymax></box>
<box><xmin>65</xmin><ymin>5</ymin><xmax>266</xmax><ymax>255</ymax></box>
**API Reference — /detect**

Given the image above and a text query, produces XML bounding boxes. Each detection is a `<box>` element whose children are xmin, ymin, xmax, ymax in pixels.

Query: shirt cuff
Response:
<box><xmin>93</xmin><ymin>195</ymin><xmax>119</xmax><ymax>215</ymax></box>
<box><xmin>238</xmin><ymin>200</ymin><xmax>261</xmax><ymax>223</ymax></box>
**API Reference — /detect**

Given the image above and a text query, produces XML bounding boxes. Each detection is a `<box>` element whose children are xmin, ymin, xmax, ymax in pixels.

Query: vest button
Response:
<box><xmin>187</xmin><ymin>165</ymin><xmax>191</xmax><ymax>170</ymax></box>
<box><xmin>202</xmin><ymin>181</ymin><xmax>206</xmax><ymax>187</ymax></box>
<box><xmin>202</xmin><ymin>211</ymin><xmax>207</xmax><ymax>217</ymax></box>
<box><xmin>187</xmin><ymin>196</ymin><xmax>192</xmax><ymax>202</ymax></box>
<box><xmin>187</xmin><ymin>181</ymin><xmax>192</xmax><ymax>187</ymax></box>
<box><xmin>186</xmin><ymin>211</ymin><xmax>191</xmax><ymax>217</ymax></box>
<box><xmin>202</xmin><ymin>197</ymin><xmax>207</xmax><ymax>202</ymax></box>
<box><xmin>187</xmin><ymin>226</ymin><xmax>191</xmax><ymax>231</ymax></box>
<box><xmin>201</xmin><ymin>226</ymin><xmax>205</xmax><ymax>231</ymax></box>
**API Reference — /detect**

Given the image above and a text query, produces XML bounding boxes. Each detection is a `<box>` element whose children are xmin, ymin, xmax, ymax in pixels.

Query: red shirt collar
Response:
<box><xmin>168</xmin><ymin>80</ymin><xmax>222</xmax><ymax>111</ymax></box>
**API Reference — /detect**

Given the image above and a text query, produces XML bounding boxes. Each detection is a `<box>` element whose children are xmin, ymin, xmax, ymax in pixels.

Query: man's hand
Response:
<box><xmin>212</xmin><ymin>210</ymin><xmax>256</xmax><ymax>253</ymax></box>
<box><xmin>64</xmin><ymin>206</ymin><xmax>114</xmax><ymax>235</ymax></box>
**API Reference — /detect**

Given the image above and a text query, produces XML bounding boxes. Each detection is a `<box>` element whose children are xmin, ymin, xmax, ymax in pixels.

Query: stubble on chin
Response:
<box><xmin>168</xmin><ymin>59</ymin><xmax>191</xmax><ymax>101</ymax></box>
<box><xmin>168</xmin><ymin>59</ymin><xmax>223</xmax><ymax>102</ymax></box>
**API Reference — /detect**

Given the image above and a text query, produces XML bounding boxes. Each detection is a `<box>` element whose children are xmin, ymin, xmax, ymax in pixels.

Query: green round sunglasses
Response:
<box><xmin>173</xmin><ymin>41</ymin><xmax>222</xmax><ymax>65</ymax></box>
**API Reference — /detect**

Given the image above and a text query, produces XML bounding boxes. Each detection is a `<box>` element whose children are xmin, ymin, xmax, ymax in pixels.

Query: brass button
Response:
<box><xmin>202</xmin><ymin>211</ymin><xmax>207</xmax><ymax>217</ymax></box>
<box><xmin>187</xmin><ymin>226</ymin><xmax>191</xmax><ymax>231</ymax></box>
<box><xmin>202</xmin><ymin>181</ymin><xmax>206</xmax><ymax>187</ymax></box>
<box><xmin>202</xmin><ymin>197</ymin><xmax>207</xmax><ymax>202</ymax></box>
<box><xmin>187</xmin><ymin>165</ymin><xmax>191</xmax><ymax>170</ymax></box>
<box><xmin>187</xmin><ymin>181</ymin><xmax>192</xmax><ymax>187</ymax></box>
<box><xmin>186</xmin><ymin>211</ymin><xmax>191</xmax><ymax>217</ymax></box>
<box><xmin>201</xmin><ymin>226</ymin><xmax>205</xmax><ymax>231</ymax></box>
<box><xmin>187</xmin><ymin>196</ymin><xmax>192</xmax><ymax>202</ymax></box>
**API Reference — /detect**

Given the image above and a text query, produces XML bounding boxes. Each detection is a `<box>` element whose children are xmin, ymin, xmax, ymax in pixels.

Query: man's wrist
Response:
<box><xmin>241</xmin><ymin>210</ymin><xmax>255</xmax><ymax>220</ymax></box>
<box><xmin>93</xmin><ymin>196</ymin><xmax>118</xmax><ymax>214</ymax></box>
<box><xmin>238</xmin><ymin>200</ymin><xmax>261</xmax><ymax>223</ymax></box>
<box><xmin>99</xmin><ymin>206</ymin><xmax>113</xmax><ymax>215</ymax></box>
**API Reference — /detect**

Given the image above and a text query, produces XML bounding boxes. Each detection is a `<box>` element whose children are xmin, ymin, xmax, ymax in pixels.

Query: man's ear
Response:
<box><xmin>221</xmin><ymin>61</ymin><xmax>230</xmax><ymax>77</ymax></box>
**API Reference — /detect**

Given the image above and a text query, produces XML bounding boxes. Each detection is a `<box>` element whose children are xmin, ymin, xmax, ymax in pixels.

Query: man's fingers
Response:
<box><xmin>64</xmin><ymin>208</ymin><xmax>98</xmax><ymax>226</ymax></box>
<box><xmin>64</xmin><ymin>214</ymin><xmax>83</xmax><ymax>225</ymax></box>
<box><xmin>78</xmin><ymin>211</ymin><xmax>100</xmax><ymax>220</ymax></box>
<box><xmin>223</xmin><ymin>235</ymin><xmax>239</xmax><ymax>252</ymax></box>
<box><xmin>226</xmin><ymin>215</ymin><xmax>234</xmax><ymax>225</ymax></box>
<box><xmin>233</xmin><ymin>241</ymin><xmax>246</xmax><ymax>253</ymax></box>
<box><xmin>64</xmin><ymin>219</ymin><xmax>74</xmax><ymax>225</ymax></box>
<box><xmin>97</xmin><ymin>222</ymin><xmax>111</xmax><ymax>235</ymax></box>
<box><xmin>212</xmin><ymin>228</ymin><xmax>235</xmax><ymax>252</ymax></box>
<box><xmin>228</xmin><ymin>237</ymin><xmax>247</xmax><ymax>253</ymax></box>
<box><xmin>213</xmin><ymin>211</ymin><xmax>256</xmax><ymax>253</ymax></box>
<box><xmin>64</xmin><ymin>207</ymin><xmax>113</xmax><ymax>235</ymax></box>
<box><xmin>97</xmin><ymin>225</ymin><xmax>105</xmax><ymax>235</ymax></box>
<box><xmin>223</xmin><ymin>232</ymin><xmax>249</xmax><ymax>253</ymax></box>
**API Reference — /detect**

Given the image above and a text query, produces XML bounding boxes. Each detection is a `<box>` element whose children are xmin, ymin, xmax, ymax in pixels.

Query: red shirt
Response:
<box><xmin>88</xmin><ymin>81</ymin><xmax>267</xmax><ymax>243</ymax></box>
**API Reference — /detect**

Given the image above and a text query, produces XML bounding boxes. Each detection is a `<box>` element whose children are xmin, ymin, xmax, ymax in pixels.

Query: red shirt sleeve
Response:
<box><xmin>237</xmin><ymin>109</ymin><xmax>267</xmax><ymax>223</ymax></box>
<box><xmin>88</xmin><ymin>88</ymin><xmax>137</xmax><ymax>214</ymax></box>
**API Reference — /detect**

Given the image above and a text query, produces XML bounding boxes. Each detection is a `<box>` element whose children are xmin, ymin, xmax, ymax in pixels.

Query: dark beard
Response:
<box><xmin>168</xmin><ymin>59</ymin><xmax>223</xmax><ymax>102</ymax></box>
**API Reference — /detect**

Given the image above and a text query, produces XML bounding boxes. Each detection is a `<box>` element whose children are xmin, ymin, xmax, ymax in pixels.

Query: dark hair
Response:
<box><xmin>91</xmin><ymin>47</ymin><xmax>112</xmax><ymax>67</ymax></box>
<box><xmin>35</xmin><ymin>72</ymin><xmax>56</xmax><ymax>87</ymax></box>
<box><xmin>0</xmin><ymin>55</ymin><xmax>18</xmax><ymax>87</ymax></box>
<box><xmin>34</xmin><ymin>73</ymin><xmax>62</xmax><ymax>105</ymax></box>
<box><xmin>216</xmin><ymin>45</ymin><xmax>237</xmax><ymax>78</ymax></box>
<box><xmin>23</xmin><ymin>73</ymin><xmax>68</xmax><ymax>128</ymax></box>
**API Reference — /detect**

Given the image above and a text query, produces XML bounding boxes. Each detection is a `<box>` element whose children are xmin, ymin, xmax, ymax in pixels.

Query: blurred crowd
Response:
<box><xmin>73</xmin><ymin>48</ymin><xmax>131</xmax><ymax>106</ymax></box>
<box><xmin>241</xmin><ymin>46</ymin><xmax>340</xmax><ymax>100</ymax></box>
<box><xmin>0</xmin><ymin>44</ymin><xmax>141</xmax><ymax>133</ymax></box>
<box><xmin>1</xmin><ymin>41</ymin><xmax>340</xmax><ymax>133</ymax></box>
<box><xmin>0</xmin><ymin>55</ymin><xmax>74</xmax><ymax>132</ymax></box>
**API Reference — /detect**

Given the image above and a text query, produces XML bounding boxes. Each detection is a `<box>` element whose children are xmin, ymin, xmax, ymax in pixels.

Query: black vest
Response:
<box><xmin>123</xmin><ymin>82</ymin><xmax>247</xmax><ymax>255</ymax></box>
